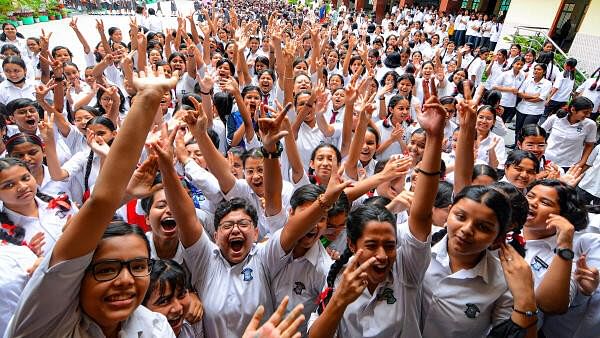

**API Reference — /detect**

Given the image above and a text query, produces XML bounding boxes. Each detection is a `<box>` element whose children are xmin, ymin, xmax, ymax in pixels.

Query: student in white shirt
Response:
<box><xmin>309</xmin><ymin>92</ymin><xmax>445</xmax><ymax>338</ymax></box>
<box><xmin>541</xmin><ymin>96</ymin><xmax>597</xmax><ymax>170</ymax></box>
<box><xmin>376</xmin><ymin>95</ymin><xmax>415</xmax><ymax>160</ymax></box>
<box><xmin>577</xmin><ymin>144</ymin><xmax>600</xmax><ymax>205</ymax></box>
<box><xmin>515</xmin><ymin>63</ymin><xmax>552</xmax><ymax>144</ymax></box>
<box><xmin>466</xmin><ymin>47</ymin><xmax>490</xmax><ymax>87</ymax></box>
<box><xmin>6</xmin><ymin>71</ymin><xmax>180</xmax><ymax>338</ymax></box>
<box><xmin>165</xmin><ymin>101</ymin><xmax>347</xmax><ymax>337</ymax></box>
<box><xmin>523</xmin><ymin>179</ymin><xmax>592</xmax><ymax>316</ymax></box>
<box><xmin>475</xmin><ymin>105</ymin><xmax>506</xmax><ymax>170</ymax></box>
<box><xmin>489</xmin><ymin>18</ymin><xmax>503</xmax><ymax>51</ymax></box>
<box><xmin>142</xmin><ymin>259</ymin><xmax>204</xmax><ymax>338</ymax></box>
<box><xmin>484</xmin><ymin>49</ymin><xmax>508</xmax><ymax>91</ymax></box>
<box><xmin>6</xmin><ymin>133</ymin><xmax>71</xmax><ymax>198</ymax></box>
<box><xmin>493</xmin><ymin>56</ymin><xmax>526</xmax><ymax>124</ymax></box>
<box><xmin>575</xmin><ymin>69</ymin><xmax>600</xmax><ymax>118</ymax></box>
<box><xmin>503</xmin><ymin>150</ymin><xmax>540</xmax><ymax>192</ymax></box>
<box><xmin>543</xmin><ymin>58</ymin><xmax>577</xmax><ymax>119</ymax></box>
<box><xmin>0</xmin><ymin>56</ymin><xmax>36</xmax><ymax>105</ymax></box>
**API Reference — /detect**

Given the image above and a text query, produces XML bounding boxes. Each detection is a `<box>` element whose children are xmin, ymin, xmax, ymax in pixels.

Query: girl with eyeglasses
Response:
<box><xmin>5</xmin><ymin>69</ymin><xmax>180</xmax><ymax>338</ymax></box>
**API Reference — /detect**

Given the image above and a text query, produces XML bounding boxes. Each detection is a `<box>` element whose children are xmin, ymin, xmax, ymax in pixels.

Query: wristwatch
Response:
<box><xmin>554</xmin><ymin>247</ymin><xmax>575</xmax><ymax>260</ymax></box>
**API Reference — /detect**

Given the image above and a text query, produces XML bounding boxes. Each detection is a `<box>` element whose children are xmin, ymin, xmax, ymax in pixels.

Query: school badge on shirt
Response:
<box><xmin>377</xmin><ymin>288</ymin><xmax>397</xmax><ymax>304</ymax></box>
<box><xmin>293</xmin><ymin>282</ymin><xmax>306</xmax><ymax>295</ymax></box>
<box><xmin>241</xmin><ymin>268</ymin><xmax>254</xmax><ymax>282</ymax></box>
<box><xmin>465</xmin><ymin>303</ymin><xmax>481</xmax><ymax>318</ymax></box>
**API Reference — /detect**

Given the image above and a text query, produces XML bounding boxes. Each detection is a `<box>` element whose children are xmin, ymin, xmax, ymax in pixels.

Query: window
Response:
<box><xmin>500</xmin><ymin>0</ymin><xmax>512</xmax><ymax>12</ymax></box>
<box><xmin>461</xmin><ymin>1</ymin><xmax>469</xmax><ymax>9</ymax></box>
<box><xmin>471</xmin><ymin>0</ymin><xmax>481</xmax><ymax>10</ymax></box>
<box><xmin>557</xmin><ymin>3</ymin><xmax>575</xmax><ymax>29</ymax></box>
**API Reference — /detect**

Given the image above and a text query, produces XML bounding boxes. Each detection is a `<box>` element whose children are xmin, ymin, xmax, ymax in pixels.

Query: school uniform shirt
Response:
<box><xmin>492</xmin><ymin>116</ymin><xmax>508</xmax><ymax>137</ymax></box>
<box><xmin>541</xmin><ymin>232</ymin><xmax>600</xmax><ymax>338</ymax></box>
<box><xmin>0</xmin><ymin>79</ymin><xmax>36</xmax><ymax>105</ymax></box>
<box><xmin>454</xmin><ymin>15</ymin><xmax>467</xmax><ymax>31</ymax></box>
<box><xmin>0</xmin><ymin>243</ymin><xmax>38</xmax><ymax>335</ymax></box>
<box><xmin>484</xmin><ymin>61</ymin><xmax>507</xmax><ymax>90</ymax></box>
<box><xmin>146</xmin><ymin>231</ymin><xmax>185</xmax><ymax>264</ymax></box>
<box><xmin>223</xmin><ymin>178</ymin><xmax>294</xmax><ymax>238</ymax></box>
<box><xmin>324</xmin><ymin>104</ymin><xmax>345</xmax><ymax>125</ymax></box>
<box><xmin>579</xmin><ymin>144</ymin><xmax>600</xmax><ymax>198</ymax></box>
<box><xmin>414</xmin><ymin>78</ymin><xmax>442</xmax><ymax>104</ymax></box>
<box><xmin>516</xmin><ymin>77</ymin><xmax>552</xmax><ymax>115</ymax></box>
<box><xmin>3</xmin><ymin>196</ymin><xmax>76</xmax><ymax>255</ymax></box>
<box><xmin>467</xmin><ymin>58</ymin><xmax>486</xmax><ymax>87</ymax></box>
<box><xmin>541</xmin><ymin>115</ymin><xmax>597</xmax><ymax>167</ymax></box>
<box><xmin>296</xmin><ymin>123</ymin><xmax>332</xmax><ymax>171</ymax></box>
<box><xmin>273</xmin><ymin>239</ymin><xmax>332</xmax><ymax>337</ymax></box>
<box><xmin>551</xmin><ymin>71</ymin><xmax>575</xmax><ymax>103</ymax></box>
<box><xmin>316</xmin><ymin>228</ymin><xmax>431</xmax><ymax>338</ymax></box>
<box><xmin>5</xmin><ymin>252</ymin><xmax>175</xmax><ymax>338</ymax></box>
<box><xmin>490</xmin><ymin>23</ymin><xmax>503</xmax><ymax>43</ymax></box>
<box><xmin>376</xmin><ymin>119</ymin><xmax>417</xmax><ymax>160</ymax></box>
<box><xmin>39</xmin><ymin>165</ymin><xmax>72</xmax><ymax>198</ymax></box>
<box><xmin>494</xmin><ymin>70</ymin><xmax>526</xmax><ymax>107</ymax></box>
<box><xmin>62</xmin><ymin>149</ymin><xmax>101</xmax><ymax>201</ymax></box>
<box><xmin>64</xmin><ymin>124</ymin><xmax>90</xmax><ymax>156</ymax></box>
<box><xmin>476</xmin><ymin>133</ymin><xmax>506</xmax><ymax>170</ymax></box>
<box><xmin>183</xmin><ymin>229</ymin><xmax>290</xmax><ymax>338</ymax></box>
<box><xmin>179</xmin><ymin>320</ymin><xmax>205</xmax><ymax>338</ymax></box>
<box><xmin>175</xmin><ymin>73</ymin><xmax>198</xmax><ymax>100</ymax></box>
<box><xmin>576</xmin><ymin>78</ymin><xmax>600</xmax><ymax>113</ymax></box>
<box><xmin>421</xmin><ymin>238</ymin><xmax>512</xmax><ymax>337</ymax></box>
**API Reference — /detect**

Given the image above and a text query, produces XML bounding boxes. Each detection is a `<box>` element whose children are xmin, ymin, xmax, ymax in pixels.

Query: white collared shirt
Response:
<box><xmin>6</xmin><ymin>252</ymin><xmax>175</xmax><ymax>338</ymax></box>
<box><xmin>476</xmin><ymin>133</ymin><xmax>506</xmax><ymax>170</ymax></box>
<box><xmin>313</xmin><ymin>227</ymin><xmax>431</xmax><ymax>337</ymax></box>
<box><xmin>494</xmin><ymin>70</ymin><xmax>526</xmax><ymax>107</ymax></box>
<box><xmin>579</xmin><ymin>144</ymin><xmax>600</xmax><ymax>197</ymax></box>
<box><xmin>422</xmin><ymin>238</ymin><xmax>512</xmax><ymax>337</ymax></box>
<box><xmin>517</xmin><ymin>78</ymin><xmax>552</xmax><ymax>115</ymax></box>
<box><xmin>273</xmin><ymin>240</ymin><xmax>332</xmax><ymax>337</ymax></box>
<box><xmin>39</xmin><ymin>165</ymin><xmax>72</xmax><ymax>198</ymax></box>
<box><xmin>541</xmin><ymin>115</ymin><xmax>597</xmax><ymax>167</ymax></box>
<box><xmin>0</xmin><ymin>79</ymin><xmax>36</xmax><ymax>105</ymax></box>
<box><xmin>541</xmin><ymin>232</ymin><xmax>600</xmax><ymax>338</ymax></box>
<box><xmin>0</xmin><ymin>243</ymin><xmax>37</xmax><ymax>335</ymax></box>
<box><xmin>184</xmin><ymin>229</ymin><xmax>290</xmax><ymax>338</ymax></box>
<box><xmin>576</xmin><ymin>78</ymin><xmax>600</xmax><ymax>113</ymax></box>
<box><xmin>3</xmin><ymin>196</ymin><xmax>76</xmax><ymax>255</ymax></box>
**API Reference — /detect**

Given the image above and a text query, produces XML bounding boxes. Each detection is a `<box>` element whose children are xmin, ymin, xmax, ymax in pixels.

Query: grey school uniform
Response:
<box><xmin>183</xmin><ymin>229</ymin><xmax>290</xmax><ymax>337</ymax></box>
<box><xmin>421</xmin><ymin>237</ymin><xmax>512</xmax><ymax>337</ymax></box>
<box><xmin>5</xmin><ymin>253</ymin><xmax>175</xmax><ymax>337</ymax></box>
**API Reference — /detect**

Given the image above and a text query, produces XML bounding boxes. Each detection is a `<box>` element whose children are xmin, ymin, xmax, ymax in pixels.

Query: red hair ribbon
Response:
<box><xmin>316</xmin><ymin>287</ymin><xmax>333</xmax><ymax>312</ymax></box>
<box><xmin>1</xmin><ymin>223</ymin><xmax>17</xmax><ymax>236</ymax></box>
<box><xmin>506</xmin><ymin>232</ymin><xmax>526</xmax><ymax>247</ymax></box>
<box><xmin>47</xmin><ymin>194</ymin><xmax>71</xmax><ymax>211</ymax></box>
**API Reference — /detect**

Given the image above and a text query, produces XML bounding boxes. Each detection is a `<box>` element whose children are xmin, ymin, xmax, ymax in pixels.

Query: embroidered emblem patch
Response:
<box><xmin>531</xmin><ymin>255</ymin><xmax>549</xmax><ymax>272</ymax></box>
<box><xmin>377</xmin><ymin>288</ymin><xmax>397</xmax><ymax>304</ymax></box>
<box><xmin>465</xmin><ymin>303</ymin><xmax>480</xmax><ymax>318</ymax></box>
<box><xmin>241</xmin><ymin>268</ymin><xmax>253</xmax><ymax>282</ymax></box>
<box><xmin>293</xmin><ymin>282</ymin><xmax>306</xmax><ymax>295</ymax></box>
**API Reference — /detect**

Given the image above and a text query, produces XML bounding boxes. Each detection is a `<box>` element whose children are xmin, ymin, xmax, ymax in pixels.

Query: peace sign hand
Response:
<box><xmin>333</xmin><ymin>250</ymin><xmax>376</xmax><ymax>306</ymax></box>
<box><xmin>456</xmin><ymin>80</ymin><xmax>476</xmax><ymax>128</ymax></box>
<box><xmin>259</xmin><ymin>103</ymin><xmax>292</xmax><ymax>152</ymax></box>
<box><xmin>183</xmin><ymin>96</ymin><xmax>208</xmax><ymax>136</ymax></box>
<box><xmin>419</xmin><ymin>79</ymin><xmax>446</xmax><ymax>138</ymax></box>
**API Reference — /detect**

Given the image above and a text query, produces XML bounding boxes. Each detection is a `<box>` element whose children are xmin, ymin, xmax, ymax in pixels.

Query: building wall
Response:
<box><xmin>569</xmin><ymin>0</ymin><xmax>600</xmax><ymax>74</ymax></box>
<box><xmin>496</xmin><ymin>0</ymin><xmax>562</xmax><ymax>51</ymax></box>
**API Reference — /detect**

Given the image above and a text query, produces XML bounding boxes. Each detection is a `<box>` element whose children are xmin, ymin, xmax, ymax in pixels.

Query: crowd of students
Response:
<box><xmin>1</xmin><ymin>0</ymin><xmax>599</xmax><ymax>337</ymax></box>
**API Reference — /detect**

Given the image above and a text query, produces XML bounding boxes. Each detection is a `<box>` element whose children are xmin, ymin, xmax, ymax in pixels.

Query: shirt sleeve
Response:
<box><xmin>5</xmin><ymin>252</ymin><xmax>93</xmax><ymax>337</ymax></box>
<box><xmin>586</xmin><ymin>145</ymin><xmax>600</xmax><ymax>166</ymax></box>
<box><xmin>61</xmin><ymin>150</ymin><xmax>89</xmax><ymax>180</ymax></box>
<box><xmin>491</xmin><ymin>287</ymin><xmax>513</xmax><ymax>327</ymax></box>
<box><xmin>397</xmin><ymin>224</ymin><xmax>431</xmax><ymax>286</ymax></box>
<box><xmin>540</xmin><ymin>115</ymin><xmax>556</xmax><ymax>132</ymax></box>
<box><xmin>258</xmin><ymin>229</ymin><xmax>292</xmax><ymax>279</ymax></box>
<box><xmin>183</xmin><ymin>230</ymin><xmax>218</xmax><ymax>287</ymax></box>
<box><xmin>184</xmin><ymin>160</ymin><xmax>224</xmax><ymax>209</ymax></box>
<box><xmin>584</xmin><ymin>122</ymin><xmax>597</xmax><ymax>144</ymax></box>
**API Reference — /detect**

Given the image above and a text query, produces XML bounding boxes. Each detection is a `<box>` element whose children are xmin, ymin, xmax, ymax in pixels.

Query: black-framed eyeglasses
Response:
<box><xmin>219</xmin><ymin>219</ymin><xmax>253</xmax><ymax>231</ymax></box>
<box><xmin>87</xmin><ymin>258</ymin><xmax>154</xmax><ymax>282</ymax></box>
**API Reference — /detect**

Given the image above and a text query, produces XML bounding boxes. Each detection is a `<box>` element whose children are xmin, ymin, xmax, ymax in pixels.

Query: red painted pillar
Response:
<box><xmin>375</xmin><ymin>0</ymin><xmax>386</xmax><ymax>24</ymax></box>
<box><xmin>332</xmin><ymin>0</ymin><xmax>338</xmax><ymax>8</ymax></box>
<box><xmin>355</xmin><ymin>0</ymin><xmax>365</xmax><ymax>11</ymax></box>
<box><xmin>399</xmin><ymin>0</ymin><xmax>414</xmax><ymax>8</ymax></box>
<box><xmin>439</xmin><ymin>0</ymin><xmax>461</xmax><ymax>14</ymax></box>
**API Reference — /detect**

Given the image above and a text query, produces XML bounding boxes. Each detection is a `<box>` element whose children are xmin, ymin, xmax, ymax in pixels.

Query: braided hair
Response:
<box><xmin>83</xmin><ymin>117</ymin><xmax>116</xmax><ymax>199</ymax></box>
<box><xmin>588</xmin><ymin>66</ymin><xmax>600</xmax><ymax>91</ymax></box>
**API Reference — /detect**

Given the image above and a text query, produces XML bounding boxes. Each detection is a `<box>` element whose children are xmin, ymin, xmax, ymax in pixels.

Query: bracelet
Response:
<box><xmin>415</xmin><ymin>167</ymin><xmax>441</xmax><ymax>176</ymax></box>
<box><xmin>260</xmin><ymin>146</ymin><xmax>282</xmax><ymax>159</ymax></box>
<box><xmin>54</xmin><ymin>75</ymin><xmax>65</xmax><ymax>82</ymax></box>
<box><xmin>379</xmin><ymin>96</ymin><xmax>385</xmax><ymax>100</ymax></box>
<box><xmin>200</xmin><ymin>89</ymin><xmax>213</xmax><ymax>95</ymax></box>
<box><xmin>316</xmin><ymin>194</ymin><xmax>333</xmax><ymax>212</ymax></box>
<box><xmin>512</xmin><ymin>307</ymin><xmax>539</xmax><ymax>317</ymax></box>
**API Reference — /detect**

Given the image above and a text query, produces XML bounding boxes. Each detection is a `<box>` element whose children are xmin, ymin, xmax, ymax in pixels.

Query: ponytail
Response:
<box><xmin>589</xmin><ymin>66</ymin><xmax>600</xmax><ymax>91</ymax></box>
<box><xmin>318</xmin><ymin>248</ymin><xmax>353</xmax><ymax>314</ymax></box>
<box><xmin>562</xmin><ymin>58</ymin><xmax>577</xmax><ymax>81</ymax></box>
<box><xmin>558</xmin><ymin>96</ymin><xmax>594</xmax><ymax>119</ymax></box>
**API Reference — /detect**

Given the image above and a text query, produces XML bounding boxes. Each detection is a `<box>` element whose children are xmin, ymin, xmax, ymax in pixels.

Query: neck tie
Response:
<box><xmin>262</xmin><ymin>93</ymin><xmax>269</xmax><ymax>107</ymax></box>
<box><xmin>423</xmin><ymin>79</ymin><xmax>430</xmax><ymax>101</ymax></box>
<box><xmin>329</xmin><ymin>110</ymin><xmax>339</xmax><ymax>124</ymax></box>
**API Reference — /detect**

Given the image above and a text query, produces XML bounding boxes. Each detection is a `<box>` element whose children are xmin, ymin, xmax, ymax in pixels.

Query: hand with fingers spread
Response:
<box><xmin>125</xmin><ymin>155</ymin><xmax>162</xmax><ymax>200</ymax></box>
<box><xmin>575</xmin><ymin>255</ymin><xmax>600</xmax><ymax>296</ymax></box>
<box><xmin>456</xmin><ymin>80</ymin><xmax>476</xmax><ymax>128</ymax></box>
<box><xmin>133</xmin><ymin>65</ymin><xmax>179</xmax><ymax>96</ymax></box>
<box><xmin>242</xmin><ymin>296</ymin><xmax>305</xmax><ymax>338</ymax></box>
<box><xmin>419</xmin><ymin>84</ymin><xmax>446</xmax><ymax>138</ymax></box>
<box><xmin>27</xmin><ymin>232</ymin><xmax>46</xmax><ymax>257</ymax></box>
<box><xmin>38</xmin><ymin>113</ymin><xmax>55</xmax><ymax>143</ymax></box>
<box><xmin>558</xmin><ymin>166</ymin><xmax>585</xmax><ymax>187</ymax></box>
<box><xmin>183</xmin><ymin>96</ymin><xmax>208</xmax><ymax>136</ymax></box>
<box><xmin>87</xmin><ymin>132</ymin><xmax>110</xmax><ymax>158</ymax></box>
<box><xmin>259</xmin><ymin>102</ymin><xmax>292</xmax><ymax>153</ymax></box>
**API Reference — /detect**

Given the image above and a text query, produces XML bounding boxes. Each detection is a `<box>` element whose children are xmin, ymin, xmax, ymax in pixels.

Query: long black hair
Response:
<box><xmin>318</xmin><ymin>204</ymin><xmax>396</xmax><ymax>314</ymax></box>
<box><xmin>84</xmin><ymin>117</ymin><xmax>116</xmax><ymax>197</ymax></box>
<box><xmin>527</xmin><ymin>179</ymin><xmax>589</xmax><ymax>231</ymax></box>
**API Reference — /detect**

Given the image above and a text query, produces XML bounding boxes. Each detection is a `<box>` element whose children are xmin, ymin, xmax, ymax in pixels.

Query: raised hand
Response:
<box><xmin>558</xmin><ymin>166</ymin><xmax>585</xmax><ymax>187</ymax></box>
<box><xmin>498</xmin><ymin>243</ymin><xmax>536</xmax><ymax>312</ymax></box>
<box><xmin>95</xmin><ymin>19</ymin><xmax>105</xmax><ymax>33</ymax></box>
<box><xmin>125</xmin><ymin>155</ymin><xmax>162</xmax><ymax>199</ymax></box>
<box><xmin>133</xmin><ymin>65</ymin><xmax>179</xmax><ymax>95</ymax></box>
<box><xmin>333</xmin><ymin>250</ymin><xmax>376</xmax><ymax>306</ymax></box>
<box><xmin>38</xmin><ymin>113</ymin><xmax>55</xmax><ymax>143</ymax></box>
<box><xmin>27</xmin><ymin>232</ymin><xmax>46</xmax><ymax>257</ymax></box>
<box><xmin>574</xmin><ymin>255</ymin><xmax>600</xmax><ymax>296</ymax></box>
<box><xmin>419</xmin><ymin>86</ymin><xmax>446</xmax><ymax>138</ymax></box>
<box><xmin>391</xmin><ymin>122</ymin><xmax>405</xmax><ymax>142</ymax></box>
<box><xmin>183</xmin><ymin>96</ymin><xmax>208</xmax><ymax>135</ymax></box>
<box><xmin>546</xmin><ymin>214</ymin><xmax>575</xmax><ymax>248</ymax></box>
<box><xmin>87</xmin><ymin>132</ymin><xmax>110</xmax><ymax>158</ymax></box>
<box><xmin>242</xmin><ymin>296</ymin><xmax>304</xmax><ymax>338</ymax></box>
<box><xmin>69</xmin><ymin>17</ymin><xmax>79</xmax><ymax>31</ymax></box>
<box><xmin>35</xmin><ymin>83</ymin><xmax>57</xmax><ymax>100</ymax></box>
<box><xmin>259</xmin><ymin>102</ymin><xmax>292</xmax><ymax>152</ymax></box>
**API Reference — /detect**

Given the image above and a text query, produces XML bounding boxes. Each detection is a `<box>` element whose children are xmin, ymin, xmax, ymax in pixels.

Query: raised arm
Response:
<box><xmin>340</xmin><ymin>76</ymin><xmax>359</xmax><ymax>157</ymax></box>
<box><xmin>261</xmin><ymin>103</ymin><xmax>291</xmax><ymax>217</ymax></box>
<box><xmin>345</xmin><ymin>93</ymin><xmax>376</xmax><ymax>180</ymax></box>
<box><xmin>453</xmin><ymin>81</ymin><xmax>477</xmax><ymax>194</ymax></box>
<box><xmin>223</xmin><ymin>77</ymin><xmax>255</xmax><ymax>144</ymax></box>
<box><xmin>69</xmin><ymin>18</ymin><xmax>91</xmax><ymax>54</ymax></box>
<box><xmin>185</xmin><ymin>96</ymin><xmax>237</xmax><ymax>194</ymax></box>
<box><xmin>50</xmin><ymin>67</ymin><xmax>179</xmax><ymax>266</ymax></box>
<box><xmin>95</xmin><ymin>19</ymin><xmax>112</xmax><ymax>61</ymax></box>
<box><xmin>38</xmin><ymin>112</ymin><xmax>70</xmax><ymax>181</ymax></box>
<box><xmin>409</xmin><ymin>80</ymin><xmax>445</xmax><ymax>242</ymax></box>
<box><xmin>342</xmin><ymin>35</ymin><xmax>357</xmax><ymax>77</ymax></box>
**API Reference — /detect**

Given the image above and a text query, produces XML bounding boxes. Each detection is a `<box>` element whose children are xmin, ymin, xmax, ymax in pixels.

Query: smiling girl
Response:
<box><xmin>0</xmin><ymin>57</ymin><xmax>36</xmax><ymax>105</ymax></box>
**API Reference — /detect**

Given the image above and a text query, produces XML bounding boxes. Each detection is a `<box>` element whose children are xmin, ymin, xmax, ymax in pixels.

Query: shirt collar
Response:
<box><xmin>432</xmin><ymin>236</ymin><xmax>492</xmax><ymax>284</ymax></box>
<box><xmin>3</xmin><ymin>196</ymin><xmax>46</xmax><ymax>222</ymax></box>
